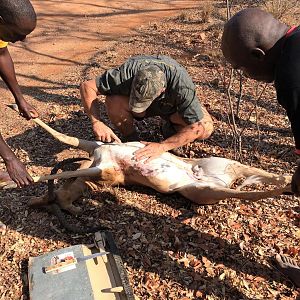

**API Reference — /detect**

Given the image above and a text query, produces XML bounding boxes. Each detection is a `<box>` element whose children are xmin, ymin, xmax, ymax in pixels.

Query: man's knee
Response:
<box><xmin>199</xmin><ymin>107</ymin><xmax>214</xmax><ymax>139</ymax></box>
<box><xmin>161</xmin><ymin>121</ymin><xmax>177</xmax><ymax>139</ymax></box>
<box><xmin>200</xmin><ymin>119</ymin><xmax>214</xmax><ymax>139</ymax></box>
<box><xmin>166</xmin><ymin>111</ymin><xmax>214</xmax><ymax>140</ymax></box>
<box><xmin>105</xmin><ymin>95</ymin><xmax>130</xmax><ymax>116</ymax></box>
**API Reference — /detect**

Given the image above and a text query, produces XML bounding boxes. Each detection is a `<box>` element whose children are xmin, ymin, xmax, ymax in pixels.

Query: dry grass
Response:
<box><xmin>263</xmin><ymin>0</ymin><xmax>299</xmax><ymax>22</ymax></box>
<box><xmin>175</xmin><ymin>1</ymin><xmax>217</xmax><ymax>24</ymax></box>
<box><xmin>198</xmin><ymin>1</ymin><xmax>215</xmax><ymax>23</ymax></box>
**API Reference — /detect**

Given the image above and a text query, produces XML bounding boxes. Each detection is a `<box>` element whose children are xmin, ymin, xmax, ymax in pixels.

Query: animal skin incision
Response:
<box><xmin>133</xmin><ymin>161</ymin><xmax>169</xmax><ymax>177</ymax></box>
<box><xmin>136</xmin><ymin>159</ymin><xmax>203</xmax><ymax>181</ymax></box>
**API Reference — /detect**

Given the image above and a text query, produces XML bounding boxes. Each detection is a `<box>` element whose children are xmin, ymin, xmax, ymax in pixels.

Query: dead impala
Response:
<box><xmin>1</xmin><ymin>105</ymin><xmax>292</xmax><ymax>215</ymax></box>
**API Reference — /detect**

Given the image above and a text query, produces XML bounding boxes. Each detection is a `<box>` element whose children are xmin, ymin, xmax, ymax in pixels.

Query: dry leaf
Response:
<box><xmin>132</xmin><ymin>233</ymin><xmax>142</xmax><ymax>240</ymax></box>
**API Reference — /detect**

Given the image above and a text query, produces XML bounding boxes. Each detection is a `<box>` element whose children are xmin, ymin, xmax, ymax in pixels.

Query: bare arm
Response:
<box><xmin>0</xmin><ymin>47</ymin><xmax>38</xmax><ymax>119</ymax></box>
<box><xmin>0</xmin><ymin>133</ymin><xmax>33</xmax><ymax>187</ymax></box>
<box><xmin>135</xmin><ymin>110</ymin><xmax>214</xmax><ymax>162</ymax></box>
<box><xmin>80</xmin><ymin>79</ymin><xmax>120</xmax><ymax>142</ymax></box>
<box><xmin>161</xmin><ymin>120</ymin><xmax>211</xmax><ymax>151</ymax></box>
<box><xmin>0</xmin><ymin>47</ymin><xmax>36</xmax><ymax>186</ymax></box>
<box><xmin>80</xmin><ymin>79</ymin><xmax>102</xmax><ymax>124</ymax></box>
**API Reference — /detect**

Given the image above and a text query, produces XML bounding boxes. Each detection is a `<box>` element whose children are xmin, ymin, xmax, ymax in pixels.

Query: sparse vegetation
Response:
<box><xmin>263</xmin><ymin>0</ymin><xmax>299</xmax><ymax>21</ymax></box>
<box><xmin>198</xmin><ymin>1</ymin><xmax>215</xmax><ymax>23</ymax></box>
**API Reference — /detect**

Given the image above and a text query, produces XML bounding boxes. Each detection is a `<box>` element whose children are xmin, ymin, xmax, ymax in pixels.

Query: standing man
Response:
<box><xmin>80</xmin><ymin>55</ymin><xmax>213</xmax><ymax>162</ymax></box>
<box><xmin>0</xmin><ymin>0</ymin><xmax>39</xmax><ymax>187</ymax></box>
<box><xmin>221</xmin><ymin>7</ymin><xmax>300</xmax><ymax>287</ymax></box>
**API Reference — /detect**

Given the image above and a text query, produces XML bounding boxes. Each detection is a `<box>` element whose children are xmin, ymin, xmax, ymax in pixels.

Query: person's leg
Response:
<box><xmin>275</xmin><ymin>254</ymin><xmax>300</xmax><ymax>287</ymax></box>
<box><xmin>165</xmin><ymin>113</ymin><xmax>187</xmax><ymax>137</ymax></box>
<box><xmin>161</xmin><ymin>119</ymin><xmax>177</xmax><ymax>139</ymax></box>
<box><xmin>105</xmin><ymin>95</ymin><xmax>138</xmax><ymax>141</ymax></box>
<box><xmin>160</xmin><ymin>106</ymin><xmax>212</xmax><ymax>156</ymax></box>
<box><xmin>166</xmin><ymin>105</ymin><xmax>213</xmax><ymax>140</ymax></box>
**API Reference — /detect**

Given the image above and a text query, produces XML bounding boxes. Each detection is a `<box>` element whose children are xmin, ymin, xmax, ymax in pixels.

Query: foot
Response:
<box><xmin>275</xmin><ymin>254</ymin><xmax>300</xmax><ymax>287</ymax></box>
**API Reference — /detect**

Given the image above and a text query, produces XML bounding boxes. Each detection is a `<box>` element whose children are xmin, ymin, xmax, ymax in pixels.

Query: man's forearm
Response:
<box><xmin>80</xmin><ymin>80</ymin><xmax>103</xmax><ymax>124</ymax></box>
<box><xmin>161</xmin><ymin>122</ymin><xmax>206</xmax><ymax>151</ymax></box>
<box><xmin>0</xmin><ymin>134</ymin><xmax>17</xmax><ymax>163</ymax></box>
<box><xmin>0</xmin><ymin>133</ymin><xmax>33</xmax><ymax>186</ymax></box>
<box><xmin>0</xmin><ymin>47</ymin><xmax>24</xmax><ymax>102</ymax></box>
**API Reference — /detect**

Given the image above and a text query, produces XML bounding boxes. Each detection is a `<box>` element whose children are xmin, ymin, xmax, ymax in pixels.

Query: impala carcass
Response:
<box><xmin>1</xmin><ymin>108</ymin><xmax>292</xmax><ymax>215</ymax></box>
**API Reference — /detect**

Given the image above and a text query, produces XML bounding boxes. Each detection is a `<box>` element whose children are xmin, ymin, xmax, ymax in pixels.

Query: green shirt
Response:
<box><xmin>96</xmin><ymin>55</ymin><xmax>203</xmax><ymax>124</ymax></box>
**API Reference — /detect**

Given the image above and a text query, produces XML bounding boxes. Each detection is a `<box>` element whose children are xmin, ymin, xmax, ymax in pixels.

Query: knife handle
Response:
<box><xmin>44</xmin><ymin>257</ymin><xmax>78</xmax><ymax>273</ymax></box>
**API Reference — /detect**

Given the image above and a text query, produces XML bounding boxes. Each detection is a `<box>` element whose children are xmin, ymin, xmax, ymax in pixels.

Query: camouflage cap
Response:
<box><xmin>129</xmin><ymin>65</ymin><xmax>166</xmax><ymax>113</ymax></box>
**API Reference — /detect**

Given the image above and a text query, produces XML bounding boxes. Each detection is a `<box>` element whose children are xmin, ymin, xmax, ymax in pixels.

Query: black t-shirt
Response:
<box><xmin>275</xmin><ymin>26</ymin><xmax>300</xmax><ymax>149</ymax></box>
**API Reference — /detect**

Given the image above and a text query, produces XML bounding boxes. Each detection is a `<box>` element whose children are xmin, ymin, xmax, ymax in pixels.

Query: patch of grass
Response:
<box><xmin>175</xmin><ymin>11</ymin><xmax>191</xmax><ymax>23</ymax></box>
<box><xmin>175</xmin><ymin>1</ymin><xmax>216</xmax><ymax>24</ymax></box>
<box><xmin>199</xmin><ymin>1</ymin><xmax>215</xmax><ymax>23</ymax></box>
<box><xmin>263</xmin><ymin>0</ymin><xmax>299</xmax><ymax>21</ymax></box>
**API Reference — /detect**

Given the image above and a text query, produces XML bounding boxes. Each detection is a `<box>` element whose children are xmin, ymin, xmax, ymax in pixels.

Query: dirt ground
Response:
<box><xmin>0</xmin><ymin>1</ymin><xmax>300</xmax><ymax>299</ymax></box>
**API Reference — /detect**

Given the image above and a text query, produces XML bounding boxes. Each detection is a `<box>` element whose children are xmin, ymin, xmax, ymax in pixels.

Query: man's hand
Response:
<box><xmin>92</xmin><ymin>121</ymin><xmax>121</xmax><ymax>143</ymax></box>
<box><xmin>291</xmin><ymin>162</ymin><xmax>300</xmax><ymax>196</ymax></box>
<box><xmin>134</xmin><ymin>141</ymin><xmax>167</xmax><ymax>162</ymax></box>
<box><xmin>5</xmin><ymin>158</ymin><xmax>33</xmax><ymax>187</ymax></box>
<box><xmin>17</xmin><ymin>100</ymin><xmax>39</xmax><ymax>120</ymax></box>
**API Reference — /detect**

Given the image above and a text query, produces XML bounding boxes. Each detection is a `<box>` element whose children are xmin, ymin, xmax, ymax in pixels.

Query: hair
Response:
<box><xmin>0</xmin><ymin>0</ymin><xmax>36</xmax><ymax>26</ymax></box>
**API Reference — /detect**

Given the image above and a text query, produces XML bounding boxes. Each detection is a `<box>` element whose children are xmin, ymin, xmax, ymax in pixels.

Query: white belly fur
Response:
<box><xmin>93</xmin><ymin>143</ymin><xmax>236</xmax><ymax>191</ymax></box>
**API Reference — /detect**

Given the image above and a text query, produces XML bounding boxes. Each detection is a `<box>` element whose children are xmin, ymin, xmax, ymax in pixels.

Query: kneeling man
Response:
<box><xmin>80</xmin><ymin>55</ymin><xmax>213</xmax><ymax>162</ymax></box>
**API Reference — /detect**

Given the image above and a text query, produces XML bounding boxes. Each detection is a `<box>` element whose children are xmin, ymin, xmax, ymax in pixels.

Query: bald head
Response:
<box><xmin>221</xmin><ymin>8</ymin><xmax>289</xmax><ymax>82</ymax></box>
<box><xmin>0</xmin><ymin>0</ymin><xmax>36</xmax><ymax>42</ymax></box>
